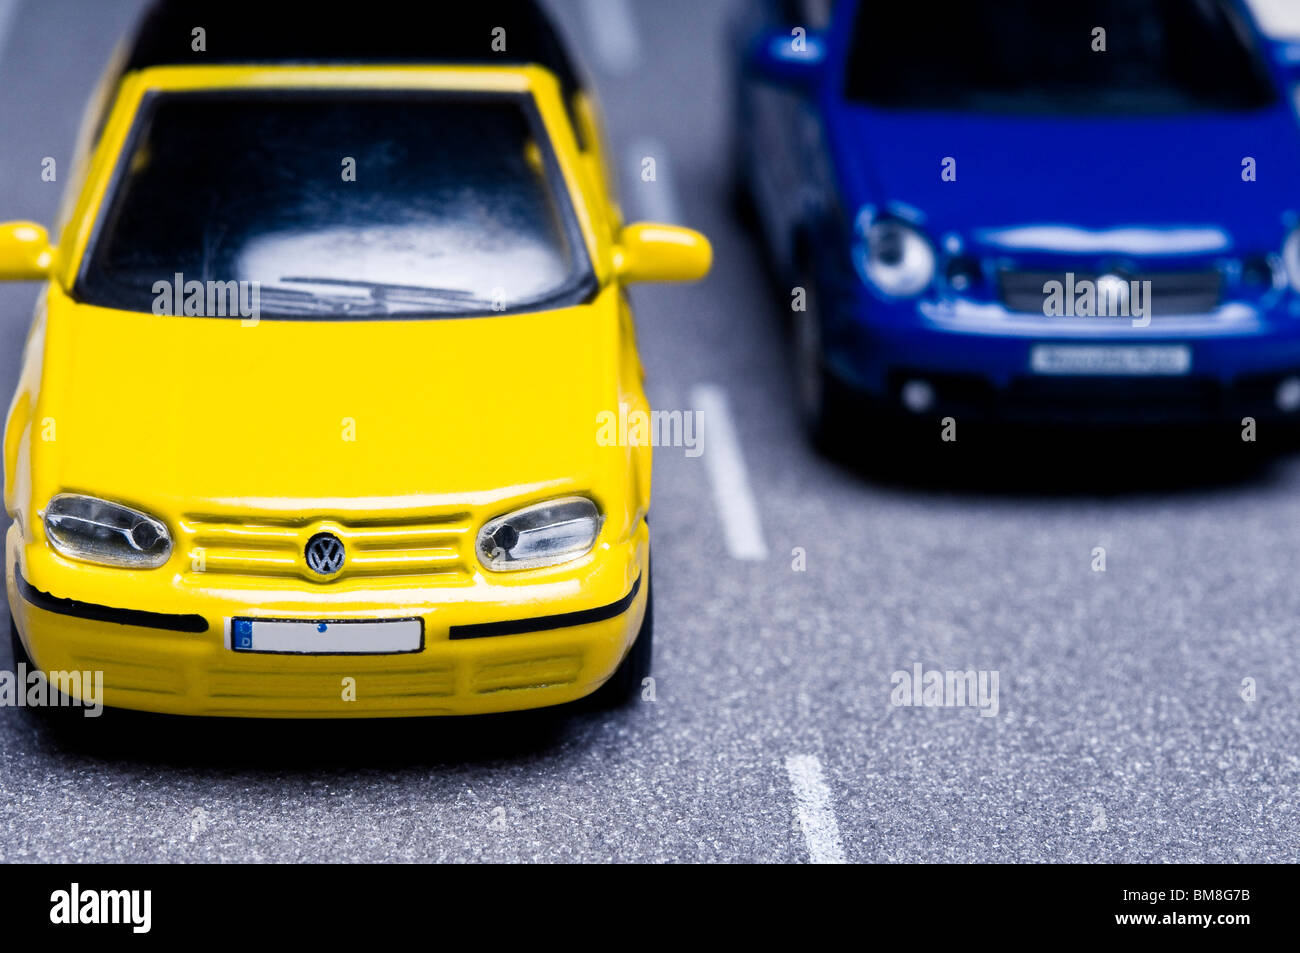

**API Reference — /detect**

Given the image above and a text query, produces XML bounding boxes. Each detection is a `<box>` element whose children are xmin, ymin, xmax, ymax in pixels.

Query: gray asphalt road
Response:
<box><xmin>1</xmin><ymin>0</ymin><xmax>1299</xmax><ymax>863</ymax></box>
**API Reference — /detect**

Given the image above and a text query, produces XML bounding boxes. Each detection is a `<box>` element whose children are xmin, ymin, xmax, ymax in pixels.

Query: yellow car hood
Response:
<box><xmin>37</xmin><ymin>294</ymin><xmax>618</xmax><ymax>513</ymax></box>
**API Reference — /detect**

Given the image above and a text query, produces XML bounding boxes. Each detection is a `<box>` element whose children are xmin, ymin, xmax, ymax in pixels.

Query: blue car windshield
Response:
<box><xmin>845</xmin><ymin>0</ymin><xmax>1277</xmax><ymax>115</ymax></box>
<box><xmin>77</xmin><ymin>91</ymin><xmax>594</xmax><ymax>319</ymax></box>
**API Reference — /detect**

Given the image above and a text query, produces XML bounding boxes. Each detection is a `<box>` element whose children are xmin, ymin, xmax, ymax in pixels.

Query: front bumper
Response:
<box><xmin>7</xmin><ymin>521</ymin><xmax>649</xmax><ymax>718</ymax></box>
<box><xmin>825</xmin><ymin>299</ymin><xmax>1300</xmax><ymax>424</ymax></box>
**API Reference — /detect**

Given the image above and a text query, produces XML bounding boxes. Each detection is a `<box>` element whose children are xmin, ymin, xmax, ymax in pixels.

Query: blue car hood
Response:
<box><xmin>832</xmin><ymin>105</ymin><xmax>1300</xmax><ymax>259</ymax></box>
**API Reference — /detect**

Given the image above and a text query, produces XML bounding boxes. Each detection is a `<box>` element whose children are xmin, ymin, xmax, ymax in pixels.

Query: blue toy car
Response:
<box><xmin>732</xmin><ymin>0</ymin><xmax>1300</xmax><ymax>444</ymax></box>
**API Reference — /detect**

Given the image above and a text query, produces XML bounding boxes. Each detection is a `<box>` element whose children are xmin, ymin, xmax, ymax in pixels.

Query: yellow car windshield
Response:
<box><xmin>77</xmin><ymin>90</ymin><xmax>595</xmax><ymax>318</ymax></box>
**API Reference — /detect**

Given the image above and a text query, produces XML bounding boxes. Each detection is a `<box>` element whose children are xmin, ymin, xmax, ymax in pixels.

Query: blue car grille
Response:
<box><xmin>998</xmin><ymin>269</ymin><xmax>1223</xmax><ymax>316</ymax></box>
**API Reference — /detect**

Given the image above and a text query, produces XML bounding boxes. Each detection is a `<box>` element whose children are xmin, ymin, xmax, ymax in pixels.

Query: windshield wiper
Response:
<box><xmin>278</xmin><ymin>276</ymin><xmax>490</xmax><ymax>310</ymax></box>
<box><xmin>253</xmin><ymin>285</ymin><xmax>390</xmax><ymax>317</ymax></box>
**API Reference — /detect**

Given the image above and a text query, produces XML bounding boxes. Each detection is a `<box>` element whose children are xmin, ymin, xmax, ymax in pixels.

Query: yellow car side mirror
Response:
<box><xmin>613</xmin><ymin>223</ymin><xmax>712</xmax><ymax>285</ymax></box>
<box><xmin>0</xmin><ymin>221</ymin><xmax>55</xmax><ymax>281</ymax></box>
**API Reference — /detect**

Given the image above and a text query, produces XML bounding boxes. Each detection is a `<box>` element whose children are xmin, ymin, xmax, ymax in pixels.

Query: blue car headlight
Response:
<box><xmin>1283</xmin><ymin>226</ymin><xmax>1300</xmax><ymax>292</ymax></box>
<box><xmin>853</xmin><ymin>218</ymin><xmax>936</xmax><ymax>298</ymax></box>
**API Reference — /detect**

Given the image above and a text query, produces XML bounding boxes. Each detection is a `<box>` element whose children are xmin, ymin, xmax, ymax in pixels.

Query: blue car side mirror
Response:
<box><xmin>750</xmin><ymin>28</ymin><xmax>827</xmax><ymax>88</ymax></box>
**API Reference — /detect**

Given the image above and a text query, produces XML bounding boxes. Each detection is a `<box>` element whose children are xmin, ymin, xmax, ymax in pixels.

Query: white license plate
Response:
<box><xmin>1030</xmin><ymin>344</ymin><xmax>1192</xmax><ymax>376</ymax></box>
<box><xmin>229</xmin><ymin>617</ymin><xmax>424</xmax><ymax>655</ymax></box>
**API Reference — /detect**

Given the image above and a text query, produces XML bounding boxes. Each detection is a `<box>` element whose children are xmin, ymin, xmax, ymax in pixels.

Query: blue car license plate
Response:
<box><xmin>1030</xmin><ymin>344</ymin><xmax>1192</xmax><ymax>376</ymax></box>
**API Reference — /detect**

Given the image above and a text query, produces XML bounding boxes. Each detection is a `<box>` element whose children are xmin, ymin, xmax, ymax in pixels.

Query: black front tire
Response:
<box><xmin>588</xmin><ymin>576</ymin><xmax>653</xmax><ymax>710</ymax></box>
<box><xmin>728</xmin><ymin>109</ymin><xmax>759</xmax><ymax>230</ymax></box>
<box><xmin>730</xmin><ymin>162</ymin><xmax>759</xmax><ymax>230</ymax></box>
<box><xmin>9</xmin><ymin>616</ymin><xmax>31</xmax><ymax>670</ymax></box>
<box><xmin>10</xmin><ymin>616</ymin><xmax>103</xmax><ymax>724</ymax></box>
<box><xmin>794</xmin><ymin>270</ymin><xmax>858</xmax><ymax>455</ymax></box>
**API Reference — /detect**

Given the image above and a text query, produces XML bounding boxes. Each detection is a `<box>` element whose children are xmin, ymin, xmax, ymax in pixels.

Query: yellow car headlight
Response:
<box><xmin>476</xmin><ymin>497</ymin><xmax>603</xmax><ymax>571</ymax></box>
<box><xmin>43</xmin><ymin>493</ymin><xmax>172</xmax><ymax>569</ymax></box>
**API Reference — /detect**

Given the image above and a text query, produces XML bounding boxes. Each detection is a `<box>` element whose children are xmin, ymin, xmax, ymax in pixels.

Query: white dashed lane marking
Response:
<box><xmin>785</xmin><ymin>754</ymin><xmax>847</xmax><ymax>864</ymax></box>
<box><xmin>625</xmin><ymin>137</ymin><xmax>682</xmax><ymax>224</ymax></box>
<box><xmin>578</xmin><ymin>0</ymin><xmax>641</xmax><ymax>76</ymax></box>
<box><xmin>0</xmin><ymin>0</ymin><xmax>19</xmax><ymax>60</ymax></box>
<box><xmin>691</xmin><ymin>384</ymin><xmax>767</xmax><ymax>561</ymax></box>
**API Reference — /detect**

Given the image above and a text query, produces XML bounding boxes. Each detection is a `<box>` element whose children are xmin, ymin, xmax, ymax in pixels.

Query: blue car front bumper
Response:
<box><xmin>824</xmin><ymin>297</ymin><xmax>1300</xmax><ymax>424</ymax></box>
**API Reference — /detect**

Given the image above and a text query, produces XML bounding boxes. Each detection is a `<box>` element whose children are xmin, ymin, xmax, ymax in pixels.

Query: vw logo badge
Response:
<box><xmin>1095</xmin><ymin>273</ymin><xmax>1130</xmax><ymax>316</ymax></box>
<box><xmin>305</xmin><ymin>532</ymin><xmax>345</xmax><ymax>576</ymax></box>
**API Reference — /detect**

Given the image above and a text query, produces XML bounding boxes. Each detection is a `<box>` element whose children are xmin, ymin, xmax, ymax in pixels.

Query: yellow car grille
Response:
<box><xmin>177</xmin><ymin>511</ymin><xmax>475</xmax><ymax>584</ymax></box>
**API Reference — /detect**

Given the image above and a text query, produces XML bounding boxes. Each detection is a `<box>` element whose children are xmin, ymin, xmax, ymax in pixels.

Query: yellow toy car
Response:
<box><xmin>0</xmin><ymin>0</ymin><xmax>710</xmax><ymax>717</ymax></box>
